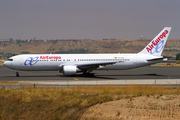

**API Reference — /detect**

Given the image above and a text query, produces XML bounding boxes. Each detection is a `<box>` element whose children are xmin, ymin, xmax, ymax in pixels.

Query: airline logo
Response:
<box><xmin>40</xmin><ymin>56</ymin><xmax>61</xmax><ymax>60</ymax></box>
<box><xmin>150</xmin><ymin>40</ymin><xmax>164</xmax><ymax>54</ymax></box>
<box><xmin>146</xmin><ymin>30</ymin><xmax>169</xmax><ymax>53</ymax></box>
<box><xmin>24</xmin><ymin>56</ymin><xmax>61</xmax><ymax>66</ymax></box>
<box><xmin>24</xmin><ymin>56</ymin><xmax>39</xmax><ymax>66</ymax></box>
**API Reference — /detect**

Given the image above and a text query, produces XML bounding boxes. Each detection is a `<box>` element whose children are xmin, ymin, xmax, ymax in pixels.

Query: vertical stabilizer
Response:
<box><xmin>138</xmin><ymin>27</ymin><xmax>171</xmax><ymax>56</ymax></box>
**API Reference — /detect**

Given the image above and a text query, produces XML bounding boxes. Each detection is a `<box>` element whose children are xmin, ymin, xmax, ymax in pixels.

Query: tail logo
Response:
<box><xmin>146</xmin><ymin>30</ymin><xmax>168</xmax><ymax>53</ymax></box>
<box><xmin>150</xmin><ymin>40</ymin><xmax>164</xmax><ymax>54</ymax></box>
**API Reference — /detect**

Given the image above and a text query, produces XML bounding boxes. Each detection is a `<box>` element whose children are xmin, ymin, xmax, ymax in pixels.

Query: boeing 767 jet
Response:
<box><xmin>3</xmin><ymin>27</ymin><xmax>171</xmax><ymax>77</ymax></box>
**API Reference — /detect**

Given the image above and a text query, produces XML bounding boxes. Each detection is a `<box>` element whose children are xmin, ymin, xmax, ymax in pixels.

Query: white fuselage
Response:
<box><xmin>3</xmin><ymin>53</ymin><xmax>162</xmax><ymax>71</ymax></box>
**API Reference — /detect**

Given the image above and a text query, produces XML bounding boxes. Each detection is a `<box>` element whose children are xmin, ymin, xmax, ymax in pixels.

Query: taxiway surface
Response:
<box><xmin>0</xmin><ymin>66</ymin><xmax>180</xmax><ymax>87</ymax></box>
<box><xmin>0</xmin><ymin>66</ymin><xmax>180</xmax><ymax>80</ymax></box>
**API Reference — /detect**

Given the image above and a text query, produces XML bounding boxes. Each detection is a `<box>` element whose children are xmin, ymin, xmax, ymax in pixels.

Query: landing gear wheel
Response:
<box><xmin>82</xmin><ymin>72</ymin><xmax>87</xmax><ymax>75</ymax></box>
<box><xmin>89</xmin><ymin>73</ymin><xmax>94</xmax><ymax>77</ymax></box>
<box><xmin>16</xmin><ymin>73</ymin><xmax>19</xmax><ymax>77</ymax></box>
<box><xmin>82</xmin><ymin>72</ymin><xmax>94</xmax><ymax>77</ymax></box>
<box><xmin>15</xmin><ymin>70</ymin><xmax>19</xmax><ymax>77</ymax></box>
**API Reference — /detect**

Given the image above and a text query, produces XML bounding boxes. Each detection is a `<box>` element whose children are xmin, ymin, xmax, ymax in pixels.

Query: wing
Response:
<box><xmin>77</xmin><ymin>61</ymin><xmax>117</xmax><ymax>69</ymax></box>
<box><xmin>58</xmin><ymin>61</ymin><xmax>118</xmax><ymax>70</ymax></box>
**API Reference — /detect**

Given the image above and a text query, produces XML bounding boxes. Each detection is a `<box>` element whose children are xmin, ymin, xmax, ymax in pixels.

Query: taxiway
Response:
<box><xmin>0</xmin><ymin>66</ymin><xmax>180</xmax><ymax>87</ymax></box>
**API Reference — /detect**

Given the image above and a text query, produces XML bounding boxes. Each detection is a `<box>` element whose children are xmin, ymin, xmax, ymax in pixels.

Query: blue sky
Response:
<box><xmin>0</xmin><ymin>0</ymin><xmax>179</xmax><ymax>39</ymax></box>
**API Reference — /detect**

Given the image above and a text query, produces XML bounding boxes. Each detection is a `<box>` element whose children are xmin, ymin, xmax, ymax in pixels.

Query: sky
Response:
<box><xmin>0</xmin><ymin>0</ymin><xmax>180</xmax><ymax>40</ymax></box>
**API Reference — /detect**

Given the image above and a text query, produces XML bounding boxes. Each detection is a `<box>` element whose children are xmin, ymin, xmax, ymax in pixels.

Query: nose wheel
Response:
<box><xmin>16</xmin><ymin>73</ymin><xmax>19</xmax><ymax>77</ymax></box>
<box><xmin>15</xmin><ymin>70</ymin><xmax>19</xmax><ymax>77</ymax></box>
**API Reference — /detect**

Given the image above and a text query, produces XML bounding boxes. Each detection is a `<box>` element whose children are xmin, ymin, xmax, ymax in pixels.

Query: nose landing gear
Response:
<box><xmin>15</xmin><ymin>70</ymin><xmax>19</xmax><ymax>77</ymax></box>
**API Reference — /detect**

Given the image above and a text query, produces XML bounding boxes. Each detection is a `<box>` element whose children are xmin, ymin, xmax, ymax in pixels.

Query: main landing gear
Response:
<box><xmin>15</xmin><ymin>70</ymin><xmax>19</xmax><ymax>77</ymax></box>
<box><xmin>82</xmin><ymin>70</ymin><xmax>94</xmax><ymax>76</ymax></box>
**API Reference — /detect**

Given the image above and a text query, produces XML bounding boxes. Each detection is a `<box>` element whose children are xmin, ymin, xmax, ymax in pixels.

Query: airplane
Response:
<box><xmin>3</xmin><ymin>27</ymin><xmax>171</xmax><ymax>77</ymax></box>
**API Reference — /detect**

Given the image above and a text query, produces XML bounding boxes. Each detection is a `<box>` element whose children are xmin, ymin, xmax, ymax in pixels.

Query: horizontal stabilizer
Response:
<box><xmin>147</xmin><ymin>58</ymin><xmax>165</xmax><ymax>61</ymax></box>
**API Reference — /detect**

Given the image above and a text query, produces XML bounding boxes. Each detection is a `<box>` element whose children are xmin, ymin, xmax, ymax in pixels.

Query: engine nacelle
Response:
<box><xmin>63</xmin><ymin>66</ymin><xmax>77</xmax><ymax>75</ymax></box>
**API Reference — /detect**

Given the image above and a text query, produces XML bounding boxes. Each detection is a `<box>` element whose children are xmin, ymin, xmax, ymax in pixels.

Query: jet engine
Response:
<box><xmin>63</xmin><ymin>66</ymin><xmax>78</xmax><ymax>75</ymax></box>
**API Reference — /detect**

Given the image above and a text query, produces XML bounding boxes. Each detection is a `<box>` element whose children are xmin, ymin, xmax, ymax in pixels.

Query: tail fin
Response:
<box><xmin>138</xmin><ymin>27</ymin><xmax>171</xmax><ymax>56</ymax></box>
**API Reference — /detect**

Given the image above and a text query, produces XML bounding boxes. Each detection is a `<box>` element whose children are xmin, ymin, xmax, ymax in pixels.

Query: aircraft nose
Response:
<box><xmin>3</xmin><ymin>61</ymin><xmax>7</xmax><ymax>66</ymax></box>
<box><xmin>3</xmin><ymin>61</ymin><xmax>9</xmax><ymax>67</ymax></box>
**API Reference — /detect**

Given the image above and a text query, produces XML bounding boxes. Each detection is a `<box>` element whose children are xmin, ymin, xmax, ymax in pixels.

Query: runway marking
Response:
<box><xmin>74</xmin><ymin>78</ymin><xmax>79</xmax><ymax>81</ymax></box>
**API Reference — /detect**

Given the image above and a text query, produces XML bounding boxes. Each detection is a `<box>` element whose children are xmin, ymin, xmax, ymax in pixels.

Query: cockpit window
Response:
<box><xmin>7</xmin><ymin>59</ymin><xmax>13</xmax><ymax>61</ymax></box>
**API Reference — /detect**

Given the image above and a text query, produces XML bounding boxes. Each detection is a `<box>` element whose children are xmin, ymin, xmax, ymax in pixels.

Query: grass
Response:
<box><xmin>152</xmin><ymin>61</ymin><xmax>180</xmax><ymax>67</ymax></box>
<box><xmin>0</xmin><ymin>86</ymin><xmax>180</xmax><ymax>120</ymax></box>
<box><xmin>153</xmin><ymin>63</ymin><xmax>180</xmax><ymax>67</ymax></box>
<box><xmin>0</xmin><ymin>81</ymin><xmax>28</xmax><ymax>85</ymax></box>
<box><xmin>117</xmin><ymin>110</ymin><xmax>121</xmax><ymax>116</ymax></box>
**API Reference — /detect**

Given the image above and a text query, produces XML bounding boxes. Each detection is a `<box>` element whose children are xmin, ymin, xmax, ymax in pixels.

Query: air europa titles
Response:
<box><xmin>146</xmin><ymin>30</ymin><xmax>169</xmax><ymax>52</ymax></box>
<box><xmin>40</xmin><ymin>56</ymin><xmax>61</xmax><ymax>60</ymax></box>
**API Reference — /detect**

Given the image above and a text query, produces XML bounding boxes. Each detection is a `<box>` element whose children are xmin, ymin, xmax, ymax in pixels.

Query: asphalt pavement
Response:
<box><xmin>0</xmin><ymin>65</ymin><xmax>180</xmax><ymax>80</ymax></box>
<box><xmin>0</xmin><ymin>66</ymin><xmax>180</xmax><ymax>88</ymax></box>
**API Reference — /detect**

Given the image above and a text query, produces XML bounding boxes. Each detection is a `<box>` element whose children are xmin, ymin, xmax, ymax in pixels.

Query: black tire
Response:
<box><xmin>82</xmin><ymin>72</ymin><xmax>94</xmax><ymax>77</ymax></box>
<box><xmin>90</xmin><ymin>73</ymin><xmax>94</xmax><ymax>77</ymax></box>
